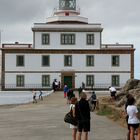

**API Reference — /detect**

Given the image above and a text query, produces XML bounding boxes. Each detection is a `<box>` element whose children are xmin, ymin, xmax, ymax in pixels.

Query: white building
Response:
<box><xmin>1</xmin><ymin>0</ymin><xmax>135</xmax><ymax>90</ymax></box>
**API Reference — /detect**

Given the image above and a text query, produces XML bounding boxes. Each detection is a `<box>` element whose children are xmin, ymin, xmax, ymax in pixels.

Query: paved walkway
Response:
<box><xmin>0</xmin><ymin>91</ymin><xmax>127</xmax><ymax>140</ymax></box>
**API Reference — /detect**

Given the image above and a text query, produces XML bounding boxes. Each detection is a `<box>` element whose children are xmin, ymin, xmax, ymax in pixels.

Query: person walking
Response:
<box><xmin>126</xmin><ymin>96</ymin><xmax>140</xmax><ymax>140</ymax></box>
<box><xmin>70</xmin><ymin>97</ymin><xmax>78</xmax><ymax>140</ymax></box>
<box><xmin>75</xmin><ymin>92</ymin><xmax>90</xmax><ymax>140</ymax></box>
<box><xmin>88</xmin><ymin>91</ymin><xmax>97</xmax><ymax>111</ymax></box>
<box><xmin>32</xmin><ymin>89</ymin><xmax>37</xmax><ymax>103</ymax></box>
<box><xmin>39</xmin><ymin>90</ymin><xmax>43</xmax><ymax>100</ymax></box>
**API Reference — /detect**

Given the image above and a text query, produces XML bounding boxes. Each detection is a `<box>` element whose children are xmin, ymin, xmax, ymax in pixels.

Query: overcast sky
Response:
<box><xmin>0</xmin><ymin>0</ymin><xmax>139</xmax><ymax>79</ymax></box>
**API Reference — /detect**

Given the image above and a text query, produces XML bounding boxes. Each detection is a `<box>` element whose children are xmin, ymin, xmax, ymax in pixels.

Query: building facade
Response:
<box><xmin>1</xmin><ymin>0</ymin><xmax>135</xmax><ymax>90</ymax></box>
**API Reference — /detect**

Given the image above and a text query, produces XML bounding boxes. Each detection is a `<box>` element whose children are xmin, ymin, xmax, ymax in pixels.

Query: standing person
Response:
<box><xmin>58</xmin><ymin>81</ymin><xmax>61</xmax><ymax>89</ymax></box>
<box><xmin>70</xmin><ymin>97</ymin><xmax>78</xmax><ymax>140</ymax></box>
<box><xmin>52</xmin><ymin>80</ymin><xmax>56</xmax><ymax>92</ymax></box>
<box><xmin>55</xmin><ymin>79</ymin><xmax>58</xmax><ymax>90</ymax></box>
<box><xmin>67</xmin><ymin>89</ymin><xmax>75</xmax><ymax>104</ymax></box>
<box><xmin>39</xmin><ymin>90</ymin><xmax>43</xmax><ymax>100</ymax></box>
<box><xmin>75</xmin><ymin>92</ymin><xmax>90</xmax><ymax>140</ymax></box>
<box><xmin>63</xmin><ymin>84</ymin><xmax>69</xmax><ymax>98</ymax></box>
<box><xmin>126</xmin><ymin>96</ymin><xmax>140</xmax><ymax>140</ymax></box>
<box><xmin>32</xmin><ymin>89</ymin><xmax>37</xmax><ymax>103</ymax></box>
<box><xmin>78</xmin><ymin>87</ymin><xmax>82</xmax><ymax>98</ymax></box>
<box><xmin>82</xmin><ymin>82</ymin><xmax>85</xmax><ymax>89</ymax></box>
<box><xmin>125</xmin><ymin>94</ymin><xmax>134</xmax><ymax>140</ymax></box>
<box><xmin>109</xmin><ymin>86</ymin><xmax>117</xmax><ymax>101</ymax></box>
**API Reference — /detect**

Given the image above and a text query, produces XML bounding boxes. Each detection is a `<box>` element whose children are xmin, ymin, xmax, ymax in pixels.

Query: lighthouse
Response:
<box><xmin>47</xmin><ymin>0</ymin><xmax>88</xmax><ymax>24</ymax></box>
<box><xmin>59</xmin><ymin>0</ymin><xmax>76</xmax><ymax>10</ymax></box>
<box><xmin>1</xmin><ymin>0</ymin><xmax>134</xmax><ymax>90</ymax></box>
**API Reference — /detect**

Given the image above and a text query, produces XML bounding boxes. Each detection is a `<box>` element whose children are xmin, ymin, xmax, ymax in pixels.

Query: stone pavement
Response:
<box><xmin>0</xmin><ymin>91</ymin><xmax>127</xmax><ymax>140</ymax></box>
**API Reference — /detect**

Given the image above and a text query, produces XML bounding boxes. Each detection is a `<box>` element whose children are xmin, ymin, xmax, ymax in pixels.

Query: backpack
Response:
<box><xmin>91</xmin><ymin>93</ymin><xmax>97</xmax><ymax>101</ymax></box>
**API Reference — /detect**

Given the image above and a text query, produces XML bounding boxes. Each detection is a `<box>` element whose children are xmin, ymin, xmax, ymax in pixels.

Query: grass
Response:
<box><xmin>96</xmin><ymin>104</ymin><xmax>121</xmax><ymax>122</ymax></box>
<box><xmin>97</xmin><ymin>105</ymin><xmax>113</xmax><ymax>116</ymax></box>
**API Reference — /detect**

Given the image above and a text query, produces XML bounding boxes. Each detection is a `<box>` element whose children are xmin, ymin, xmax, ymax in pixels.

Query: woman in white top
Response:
<box><xmin>127</xmin><ymin>96</ymin><xmax>140</xmax><ymax>140</ymax></box>
<box><xmin>70</xmin><ymin>97</ymin><xmax>78</xmax><ymax>140</ymax></box>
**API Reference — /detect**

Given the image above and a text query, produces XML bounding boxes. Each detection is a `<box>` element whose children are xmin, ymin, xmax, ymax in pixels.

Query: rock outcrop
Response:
<box><xmin>97</xmin><ymin>79</ymin><xmax>140</xmax><ymax>127</ymax></box>
<box><xmin>116</xmin><ymin>79</ymin><xmax>140</xmax><ymax>107</ymax></box>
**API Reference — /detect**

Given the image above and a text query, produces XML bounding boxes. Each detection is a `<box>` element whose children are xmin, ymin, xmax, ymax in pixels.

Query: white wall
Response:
<box><xmin>75</xmin><ymin>73</ymin><xmax>130</xmax><ymax>88</ymax></box>
<box><xmin>5</xmin><ymin>54</ymin><xmax>131</xmax><ymax>72</ymax></box>
<box><xmin>4</xmin><ymin>53</ymin><xmax>131</xmax><ymax>89</ymax></box>
<box><xmin>5</xmin><ymin>72</ymin><xmax>130</xmax><ymax>89</ymax></box>
<box><xmin>5</xmin><ymin>73</ymin><xmax>61</xmax><ymax>88</ymax></box>
<box><xmin>34</xmin><ymin>32</ymin><xmax>101</xmax><ymax>49</ymax></box>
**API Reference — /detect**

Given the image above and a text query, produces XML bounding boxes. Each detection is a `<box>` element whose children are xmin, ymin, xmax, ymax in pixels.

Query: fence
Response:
<box><xmin>0</xmin><ymin>83</ymin><xmax>125</xmax><ymax>91</ymax></box>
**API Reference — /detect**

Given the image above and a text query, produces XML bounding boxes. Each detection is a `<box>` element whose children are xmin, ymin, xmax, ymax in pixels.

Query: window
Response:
<box><xmin>16</xmin><ymin>55</ymin><xmax>24</xmax><ymax>66</ymax></box>
<box><xmin>42</xmin><ymin>75</ymin><xmax>50</xmax><ymax>87</ymax></box>
<box><xmin>61</xmin><ymin>34</ymin><xmax>75</xmax><ymax>45</ymax></box>
<box><xmin>86</xmin><ymin>75</ymin><xmax>94</xmax><ymax>87</ymax></box>
<box><xmin>64</xmin><ymin>55</ymin><xmax>72</xmax><ymax>66</ymax></box>
<box><xmin>42</xmin><ymin>34</ymin><xmax>50</xmax><ymax>45</ymax></box>
<box><xmin>112</xmin><ymin>55</ymin><xmax>119</xmax><ymax>66</ymax></box>
<box><xmin>86</xmin><ymin>55</ymin><xmax>94</xmax><ymax>66</ymax></box>
<box><xmin>42</xmin><ymin>55</ymin><xmax>50</xmax><ymax>66</ymax></box>
<box><xmin>112</xmin><ymin>75</ymin><xmax>120</xmax><ymax>86</ymax></box>
<box><xmin>16</xmin><ymin>75</ymin><xmax>24</xmax><ymax>87</ymax></box>
<box><xmin>87</xmin><ymin>34</ymin><xmax>94</xmax><ymax>45</ymax></box>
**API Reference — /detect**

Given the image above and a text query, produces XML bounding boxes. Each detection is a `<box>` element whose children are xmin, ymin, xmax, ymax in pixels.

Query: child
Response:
<box><xmin>32</xmin><ymin>89</ymin><xmax>37</xmax><ymax>103</ymax></box>
<box><xmin>63</xmin><ymin>84</ymin><xmax>69</xmax><ymax>98</ymax></box>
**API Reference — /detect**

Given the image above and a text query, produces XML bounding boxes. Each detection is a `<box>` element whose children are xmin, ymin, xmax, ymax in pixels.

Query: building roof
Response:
<box><xmin>32</xmin><ymin>23</ymin><xmax>103</xmax><ymax>32</ymax></box>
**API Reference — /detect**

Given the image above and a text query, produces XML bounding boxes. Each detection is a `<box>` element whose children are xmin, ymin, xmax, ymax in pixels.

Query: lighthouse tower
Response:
<box><xmin>47</xmin><ymin>0</ymin><xmax>88</xmax><ymax>24</ymax></box>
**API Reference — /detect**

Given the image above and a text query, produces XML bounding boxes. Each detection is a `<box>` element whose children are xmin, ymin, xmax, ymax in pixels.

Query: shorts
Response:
<box><xmin>128</xmin><ymin>123</ymin><xmax>140</xmax><ymax>129</ymax></box>
<box><xmin>64</xmin><ymin>92</ymin><xmax>67</xmax><ymax>97</ymax></box>
<box><xmin>70</xmin><ymin>124</ymin><xmax>77</xmax><ymax>129</ymax></box>
<box><xmin>111</xmin><ymin>91</ymin><xmax>116</xmax><ymax>97</ymax></box>
<box><xmin>77</xmin><ymin>120</ymin><xmax>90</xmax><ymax>132</ymax></box>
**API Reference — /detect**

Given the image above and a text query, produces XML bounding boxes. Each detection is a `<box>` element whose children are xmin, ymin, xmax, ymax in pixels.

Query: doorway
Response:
<box><xmin>61</xmin><ymin>72</ymin><xmax>75</xmax><ymax>89</ymax></box>
<box><xmin>64</xmin><ymin>76</ymin><xmax>72</xmax><ymax>88</ymax></box>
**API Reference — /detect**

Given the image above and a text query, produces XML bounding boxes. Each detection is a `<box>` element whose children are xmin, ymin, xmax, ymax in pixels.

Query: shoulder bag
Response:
<box><xmin>64</xmin><ymin>107</ymin><xmax>77</xmax><ymax>126</ymax></box>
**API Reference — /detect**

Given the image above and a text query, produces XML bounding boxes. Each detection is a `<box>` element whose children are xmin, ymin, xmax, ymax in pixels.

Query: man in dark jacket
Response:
<box><xmin>75</xmin><ymin>92</ymin><xmax>90</xmax><ymax>140</ymax></box>
<box><xmin>88</xmin><ymin>91</ymin><xmax>97</xmax><ymax>111</ymax></box>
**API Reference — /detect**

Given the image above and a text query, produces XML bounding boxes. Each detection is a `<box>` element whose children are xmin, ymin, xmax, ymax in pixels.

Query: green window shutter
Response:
<box><xmin>42</xmin><ymin>75</ymin><xmax>50</xmax><ymax>87</ymax></box>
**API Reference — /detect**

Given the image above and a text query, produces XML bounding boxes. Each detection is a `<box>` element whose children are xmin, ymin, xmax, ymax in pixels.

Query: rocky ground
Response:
<box><xmin>98</xmin><ymin>79</ymin><xmax>140</xmax><ymax>127</ymax></box>
<box><xmin>116</xmin><ymin>79</ymin><xmax>140</xmax><ymax>107</ymax></box>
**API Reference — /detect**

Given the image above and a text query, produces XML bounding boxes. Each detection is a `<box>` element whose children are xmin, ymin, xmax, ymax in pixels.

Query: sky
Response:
<box><xmin>0</xmin><ymin>0</ymin><xmax>139</xmax><ymax>79</ymax></box>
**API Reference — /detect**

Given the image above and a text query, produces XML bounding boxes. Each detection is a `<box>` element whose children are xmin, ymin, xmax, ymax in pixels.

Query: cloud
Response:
<box><xmin>80</xmin><ymin>0</ymin><xmax>140</xmax><ymax>27</ymax></box>
<box><xmin>0</xmin><ymin>0</ymin><xmax>57</xmax><ymax>24</ymax></box>
<box><xmin>0</xmin><ymin>0</ymin><xmax>139</xmax><ymax>45</ymax></box>
<box><xmin>0</xmin><ymin>0</ymin><xmax>57</xmax><ymax>42</ymax></box>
